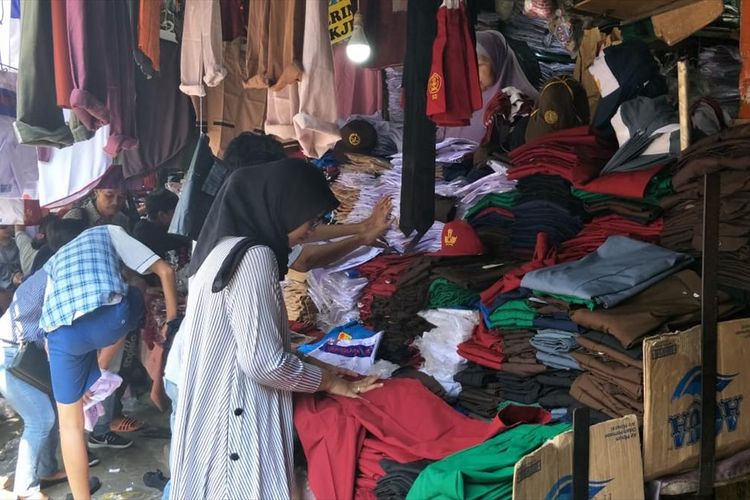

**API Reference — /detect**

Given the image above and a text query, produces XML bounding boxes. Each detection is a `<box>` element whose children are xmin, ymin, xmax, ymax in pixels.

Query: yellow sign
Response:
<box><xmin>428</xmin><ymin>73</ymin><xmax>442</xmax><ymax>100</ymax></box>
<box><xmin>329</xmin><ymin>0</ymin><xmax>354</xmax><ymax>45</ymax></box>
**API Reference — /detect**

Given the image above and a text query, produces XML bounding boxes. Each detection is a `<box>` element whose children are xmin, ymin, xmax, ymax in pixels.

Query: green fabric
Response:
<box><xmin>407</xmin><ymin>423</ymin><xmax>571</xmax><ymax>500</ymax></box>
<box><xmin>14</xmin><ymin>0</ymin><xmax>74</xmax><ymax>148</ymax></box>
<box><xmin>428</xmin><ymin>278</ymin><xmax>480</xmax><ymax>309</ymax></box>
<box><xmin>533</xmin><ymin>291</ymin><xmax>596</xmax><ymax>310</ymax></box>
<box><xmin>465</xmin><ymin>191</ymin><xmax>520</xmax><ymax>220</ymax></box>
<box><xmin>487</xmin><ymin>300</ymin><xmax>537</xmax><ymax>329</ymax></box>
<box><xmin>496</xmin><ymin>401</ymin><xmax>542</xmax><ymax>412</ymax></box>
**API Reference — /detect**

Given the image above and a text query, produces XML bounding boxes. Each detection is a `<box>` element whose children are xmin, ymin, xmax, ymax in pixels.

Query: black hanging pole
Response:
<box><xmin>572</xmin><ymin>407</ymin><xmax>590</xmax><ymax>500</ymax></box>
<box><xmin>697</xmin><ymin>171</ymin><xmax>720</xmax><ymax>497</ymax></box>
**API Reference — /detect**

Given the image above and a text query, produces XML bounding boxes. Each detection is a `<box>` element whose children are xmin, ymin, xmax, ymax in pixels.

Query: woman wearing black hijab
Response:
<box><xmin>168</xmin><ymin>159</ymin><xmax>381</xmax><ymax>500</ymax></box>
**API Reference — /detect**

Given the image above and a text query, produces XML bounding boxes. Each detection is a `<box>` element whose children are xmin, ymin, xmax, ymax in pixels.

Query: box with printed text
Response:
<box><xmin>512</xmin><ymin>414</ymin><xmax>645</xmax><ymax>500</ymax></box>
<box><xmin>643</xmin><ymin>318</ymin><xmax>750</xmax><ymax>480</ymax></box>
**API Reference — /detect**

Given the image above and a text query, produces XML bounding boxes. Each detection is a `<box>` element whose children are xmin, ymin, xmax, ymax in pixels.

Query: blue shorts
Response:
<box><xmin>47</xmin><ymin>287</ymin><xmax>145</xmax><ymax>404</ymax></box>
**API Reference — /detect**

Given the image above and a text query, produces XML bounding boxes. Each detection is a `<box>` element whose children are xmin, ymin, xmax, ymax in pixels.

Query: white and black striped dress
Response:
<box><xmin>169</xmin><ymin>238</ymin><xmax>323</xmax><ymax>500</ymax></box>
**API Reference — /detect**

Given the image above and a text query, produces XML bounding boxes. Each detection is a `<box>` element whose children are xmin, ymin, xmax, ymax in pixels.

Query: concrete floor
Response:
<box><xmin>0</xmin><ymin>393</ymin><xmax>170</xmax><ymax>500</ymax></box>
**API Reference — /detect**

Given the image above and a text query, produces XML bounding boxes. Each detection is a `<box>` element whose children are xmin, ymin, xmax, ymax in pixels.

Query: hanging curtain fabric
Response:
<box><xmin>400</xmin><ymin>0</ymin><xmax>440</xmax><ymax>235</ymax></box>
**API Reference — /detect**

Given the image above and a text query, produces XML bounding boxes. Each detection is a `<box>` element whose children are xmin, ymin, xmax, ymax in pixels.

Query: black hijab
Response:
<box><xmin>189</xmin><ymin>158</ymin><xmax>339</xmax><ymax>292</ymax></box>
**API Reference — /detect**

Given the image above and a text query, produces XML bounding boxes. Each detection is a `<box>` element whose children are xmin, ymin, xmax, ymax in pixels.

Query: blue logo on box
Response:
<box><xmin>545</xmin><ymin>476</ymin><xmax>612</xmax><ymax>500</ymax></box>
<box><xmin>668</xmin><ymin>367</ymin><xmax>743</xmax><ymax>449</ymax></box>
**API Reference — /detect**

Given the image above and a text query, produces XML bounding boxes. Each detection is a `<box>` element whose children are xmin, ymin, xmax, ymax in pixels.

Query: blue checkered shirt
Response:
<box><xmin>40</xmin><ymin>226</ymin><xmax>127</xmax><ymax>332</ymax></box>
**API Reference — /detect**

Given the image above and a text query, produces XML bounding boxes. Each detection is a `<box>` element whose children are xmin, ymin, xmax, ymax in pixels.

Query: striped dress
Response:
<box><xmin>169</xmin><ymin>238</ymin><xmax>323</xmax><ymax>500</ymax></box>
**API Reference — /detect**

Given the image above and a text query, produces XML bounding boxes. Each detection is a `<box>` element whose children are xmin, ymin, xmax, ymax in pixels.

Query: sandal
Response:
<box><xmin>109</xmin><ymin>416</ymin><xmax>145</xmax><ymax>433</ymax></box>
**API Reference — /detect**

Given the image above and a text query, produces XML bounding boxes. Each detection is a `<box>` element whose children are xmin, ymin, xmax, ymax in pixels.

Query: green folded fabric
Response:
<box><xmin>407</xmin><ymin>423</ymin><xmax>571</xmax><ymax>500</ymax></box>
<box><xmin>488</xmin><ymin>300</ymin><xmax>537</xmax><ymax>329</ymax></box>
<box><xmin>465</xmin><ymin>191</ymin><xmax>520</xmax><ymax>220</ymax></box>
<box><xmin>428</xmin><ymin>278</ymin><xmax>480</xmax><ymax>309</ymax></box>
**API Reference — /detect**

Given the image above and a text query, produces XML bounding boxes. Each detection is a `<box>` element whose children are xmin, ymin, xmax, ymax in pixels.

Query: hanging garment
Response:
<box><xmin>51</xmin><ymin>0</ymin><xmax>72</xmax><ymax>108</ymax></box>
<box><xmin>168</xmin><ymin>135</ymin><xmax>215</xmax><ymax>240</ymax></box>
<box><xmin>264</xmin><ymin>0</ymin><xmax>339</xmax><ymax>159</ymax></box>
<box><xmin>359</xmin><ymin>0</ymin><xmax>408</xmax><ymax>69</ymax></box>
<box><xmin>66</xmin><ymin>0</ymin><xmax>138</xmax><ymax>155</ymax></box>
<box><xmin>244</xmin><ymin>0</ymin><xmax>305</xmax><ymax>91</ymax></box>
<box><xmin>426</xmin><ymin>0</ymin><xmax>482</xmax><ymax>127</ymax></box>
<box><xmin>123</xmin><ymin>41</ymin><xmax>195</xmax><ymax>178</ymax></box>
<box><xmin>179</xmin><ymin>0</ymin><xmax>226</xmax><ymax>96</ymax></box>
<box><xmin>194</xmin><ymin>39</ymin><xmax>267</xmax><ymax>158</ymax></box>
<box><xmin>0</xmin><ymin>115</ymin><xmax>38</xmax><ymax>199</ymax></box>
<box><xmin>138</xmin><ymin>0</ymin><xmax>161</xmax><ymax>72</ymax></box>
<box><xmin>332</xmin><ymin>43</ymin><xmax>383</xmax><ymax>119</ymax></box>
<box><xmin>13</xmin><ymin>0</ymin><xmax>73</xmax><ymax>148</ymax></box>
<box><xmin>400</xmin><ymin>0</ymin><xmax>440</xmax><ymax>235</ymax></box>
<box><xmin>294</xmin><ymin>378</ymin><xmax>552</xmax><ymax>499</ymax></box>
<box><xmin>37</xmin><ymin>121</ymin><xmax>112</xmax><ymax>209</ymax></box>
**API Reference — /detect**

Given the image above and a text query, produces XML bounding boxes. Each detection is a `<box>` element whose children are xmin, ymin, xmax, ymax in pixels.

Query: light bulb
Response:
<box><xmin>346</xmin><ymin>14</ymin><xmax>371</xmax><ymax>64</ymax></box>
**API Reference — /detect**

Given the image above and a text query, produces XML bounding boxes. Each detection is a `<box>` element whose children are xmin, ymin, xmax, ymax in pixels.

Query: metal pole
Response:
<box><xmin>698</xmin><ymin>172</ymin><xmax>720</xmax><ymax>497</ymax></box>
<box><xmin>572</xmin><ymin>407</ymin><xmax>590</xmax><ymax>500</ymax></box>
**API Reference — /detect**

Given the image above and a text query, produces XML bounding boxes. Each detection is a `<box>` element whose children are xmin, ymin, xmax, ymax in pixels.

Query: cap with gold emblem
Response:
<box><xmin>525</xmin><ymin>75</ymin><xmax>589</xmax><ymax>143</ymax></box>
<box><xmin>333</xmin><ymin>119</ymin><xmax>378</xmax><ymax>156</ymax></box>
<box><xmin>431</xmin><ymin>220</ymin><xmax>485</xmax><ymax>257</ymax></box>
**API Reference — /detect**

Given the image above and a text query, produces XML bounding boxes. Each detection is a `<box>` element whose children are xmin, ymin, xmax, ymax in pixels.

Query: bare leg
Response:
<box><xmin>56</xmin><ymin>400</ymin><xmax>90</xmax><ymax>500</ymax></box>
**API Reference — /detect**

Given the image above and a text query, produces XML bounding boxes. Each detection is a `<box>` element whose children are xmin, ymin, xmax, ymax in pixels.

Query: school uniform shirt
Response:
<box><xmin>169</xmin><ymin>238</ymin><xmax>322</xmax><ymax>500</ymax></box>
<box><xmin>40</xmin><ymin>225</ymin><xmax>158</xmax><ymax>332</ymax></box>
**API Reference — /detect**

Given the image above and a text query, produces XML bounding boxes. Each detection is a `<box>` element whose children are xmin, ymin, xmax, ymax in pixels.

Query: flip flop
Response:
<box><xmin>40</xmin><ymin>476</ymin><xmax>68</xmax><ymax>489</ymax></box>
<box><xmin>110</xmin><ymin>416</ymin><xmax>145</xmax><ymax>433</ymax></box>
<box><xmin>64</xmin><ymin>476</ymin><xmax>102</xmax><ymax>500</ymax></box>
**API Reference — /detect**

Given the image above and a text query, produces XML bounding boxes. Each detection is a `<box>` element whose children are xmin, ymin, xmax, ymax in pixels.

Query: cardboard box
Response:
<box><xmin>643</xmin><ymin>318</ymin><xmax>750</xmax><ymax>480</ymax></box>
<box><xmin>513</xmin><ymin>415</ymin><xmax>645</xmax><ymax>500</ymax></box>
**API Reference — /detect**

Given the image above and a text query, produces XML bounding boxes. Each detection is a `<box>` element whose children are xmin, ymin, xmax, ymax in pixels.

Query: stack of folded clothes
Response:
<box><xmin>375</xmin><ymin>460</ymin><xmax>433</xmax><ymax>500</ymax></box>
<box><xmin>458</xmin><ymin>322</ymin><xmax>544</xmax><ymax>376</ymax></box>
<box><xmin>535</xmin><ymin>369</ymin><xmax>580</xmax><ymax>410</ymax></box>
<box><xmin>455</xmin><ymin>364</ymin><xmax>542</xmax><ymax>419</ymax></box>
<box><xmin>661</xmin><ymin>124</ymin><xmax>750</xmax><ymax>292</ymax></box>
<box><xmin>510</xmin><ymin>175</ymin><xmax>586</xmax><ymax>259</ymax></box>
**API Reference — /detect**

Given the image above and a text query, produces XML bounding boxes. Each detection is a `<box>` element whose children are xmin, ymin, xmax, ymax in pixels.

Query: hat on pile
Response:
<box><xmin>432</xmin><ymin>220</ymin><xmax>485</xmax><ymax>257</ymax></box>
<box><xmin>333</xmin><ymin>119</ymin><xmax>378</xmax><ymax>156</ymax></box>
<box><xmin>525</xmin><ymin>75</ymin><xmax>589</xmax><ymax>142</ymax></box>
<box><xmin>600</xmin><ymin>96</ymin><xmax>680</xmax><ymax>175</ymax></box>
<box><xmin>588</xmin><ymin>40</ymin><xmax>667</xmax><ymax>131</ymax></box>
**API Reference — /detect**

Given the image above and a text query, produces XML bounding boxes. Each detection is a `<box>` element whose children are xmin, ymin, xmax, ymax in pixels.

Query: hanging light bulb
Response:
<box><xmin>346</xmin><ymin>13</ymin><xmax>371</xmax><ymax>64</ymax></box>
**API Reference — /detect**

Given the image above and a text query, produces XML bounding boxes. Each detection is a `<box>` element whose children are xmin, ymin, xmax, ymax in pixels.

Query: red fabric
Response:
<box><xmin>557</xmin><ymin>215</ymin><xmax>663</xmax><ymax>262</ymax></box>
<box><xmin>577</xmin><ymin>164</ymin><xmax>666</xmax><ymax>199</ymax></box>
<box><xmin>426</xmin><ymin>2</ymin><xmax>482</xmax><ymax>126</ymax></box>
<box><xmin>480</xmin><ymin>232</ymin><xmax>557</xmax><ymax>305</ymax></box>
<box><xmin>472</xmin><ymin>206</ymin><xmax>515</xmax><ymax>220</ymax></box>
<box><xmin>457</xmin><ymin>323</ymin><xmax>506</xmax><ymax>369</ymax></box>
<box><xmin>358</xmin><ymin>254</ymin><xmax>419</xmax><ymax>324</ymax></box>
<box><xmin>220</xmin><ymin>0</ymin><xmax>248</xmax><ymax>41</ymax></box>
<box><xmin>294</xmin><ymin>378</ymin><xmax>551</xmax><ymax>500</ymax></box>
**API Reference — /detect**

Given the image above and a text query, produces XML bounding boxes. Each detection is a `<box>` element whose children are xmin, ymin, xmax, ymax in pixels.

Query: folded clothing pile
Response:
<box><xmin>454</xmin><ymin>363</ymin><xmax>542</xmax><ymax>419</ymax></box>
<box><xmin>661</xmin><ymin>124</ymin><xmax>750</xmax><ymax>292</ymax></box>
<box><xmin>375</xmin><ymin>460</ymin><xmax>433</xmax><ymax>500</ymax></box>
<box><xmin>521</xmin><ymin>235</ymin><xmax>693</xmax><ymax>309</ymax></box>
<box><xmin>510</xmin><ymin>175</ymin><xmax>585</xmax><ymax>259</ymax></box>
<box><xmin>457</xmin><ymin>322</ymin><xmax>544</xmax><ymax>376</ymax></box>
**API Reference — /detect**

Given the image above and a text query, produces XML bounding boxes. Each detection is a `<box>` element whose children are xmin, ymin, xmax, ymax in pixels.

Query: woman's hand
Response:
<box><xmin>321</xmin><ymin>373</ymin><xmax>383</xmax><ymax>398</ymax></box>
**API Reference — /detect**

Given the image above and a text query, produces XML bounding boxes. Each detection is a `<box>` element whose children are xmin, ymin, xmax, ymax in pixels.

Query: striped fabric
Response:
<box><xmin>169</xmin><ymin>238</ymin><xmax>323</xmax><ymax>500</ymax></box>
